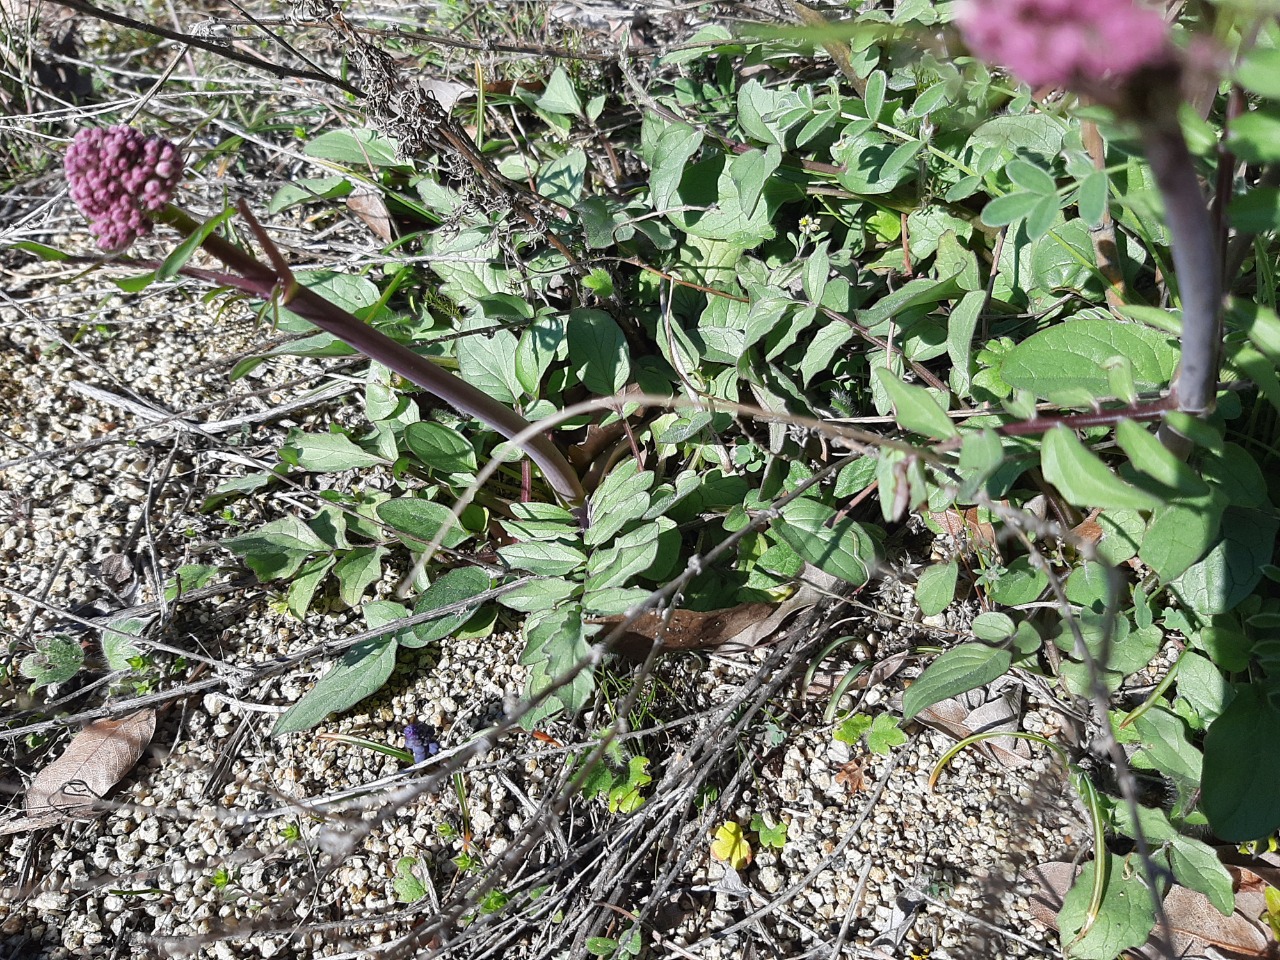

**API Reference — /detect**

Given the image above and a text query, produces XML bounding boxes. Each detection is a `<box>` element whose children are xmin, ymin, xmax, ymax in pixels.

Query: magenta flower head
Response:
<box><xmin>957</xmin><ymin>0</ymin><xmax>1171</xmax><ymax>90</ymax></box>
<box><xmin>64</xmin><ymin>126</ymin><xmax>183</xmax><ymax>252</ymax></box>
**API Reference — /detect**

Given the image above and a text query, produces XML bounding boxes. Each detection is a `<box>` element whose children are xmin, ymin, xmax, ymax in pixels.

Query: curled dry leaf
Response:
<box><xmin>835</xmin><ymin>758</ymin><xmax>866</xmax><ymax>793</ymax></box>
<box><xmin>10</xmin><ymin>709</ymin><xmax>156</xmax><ymax>832</ymax></box>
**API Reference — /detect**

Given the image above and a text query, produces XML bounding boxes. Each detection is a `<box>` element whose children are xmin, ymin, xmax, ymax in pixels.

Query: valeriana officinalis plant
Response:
<box><xmin>958</xmin><ymin>0</ymin><xmax>1222</xmax><ymax>450</ymax></box>
<box><xmin>62</xmin><ymin>125</ymin><xmax>585</xmax><ymax>507</ymax></box>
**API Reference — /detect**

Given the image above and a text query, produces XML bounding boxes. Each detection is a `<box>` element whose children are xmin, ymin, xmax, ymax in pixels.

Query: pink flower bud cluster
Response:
<box><xmin>958</xmin><ymin>0</ymin><xmax>1171</xmax><ymax>89</ymax></box>
<box><xmin>64</xmin><ymin>126</ymin><xmax>183</xmax><ymax>252</ymax></box>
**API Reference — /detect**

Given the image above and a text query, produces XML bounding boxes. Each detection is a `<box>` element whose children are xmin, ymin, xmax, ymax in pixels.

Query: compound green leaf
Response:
<box><xmin>20</xmin><ymin>634</ymin><xmax>84</xmax><ymax>691</ymax></box>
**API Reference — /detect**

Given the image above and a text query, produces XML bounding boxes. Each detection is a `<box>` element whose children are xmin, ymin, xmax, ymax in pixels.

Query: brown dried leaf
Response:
<box><xmin>346</xmin><ymin>186</ymin><xmax>393</xmax><ymax>243</ymax></box>
<box><xmin>835</xmin><ymin>759</ymin><xmax>866</xmax><ymax>793</ymax></box>
<box><xmin>597</xmin><ymin>603</ymin><xmax>777</xmax><ymax>658</ymax></box>
<box><xmin>26</xmin><ymin>709</ymin><xmax>155</xmax><ymax>819</ymax></box>
<box><xmin>929</xmin><ymin>506</ymin><xmax>999</xmax><ymax>556</ymax></box>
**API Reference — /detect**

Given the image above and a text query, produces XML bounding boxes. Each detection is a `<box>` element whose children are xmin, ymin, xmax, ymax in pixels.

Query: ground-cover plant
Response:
<box><xmin>24</xmin><ymin>0</ymin><xmax>1280</xmax><ymax>955</ymax></box>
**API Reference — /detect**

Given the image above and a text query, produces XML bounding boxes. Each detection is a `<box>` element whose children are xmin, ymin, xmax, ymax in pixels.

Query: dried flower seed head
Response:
<box><xmin>64</xmin><ymin>125</ymin><xmax>183</xmax><ymax>252</ymax></box>
<box><xmin>957</xmin><ymin>0</ymin><xmax>1171</xmax><ymax>90</ymax></box>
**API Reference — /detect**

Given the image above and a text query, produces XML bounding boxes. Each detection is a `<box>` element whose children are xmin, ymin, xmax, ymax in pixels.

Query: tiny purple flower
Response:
<box><xmin>404</xmin><ymin>723</ymin><xmax>441</xmax><ymax>764</ymax></box>
<box><xmin>957</xmin><ymin>0</ymin><xmax>1170</xmax><ymax>89</ymax></box>
<box><xmin>64</xmin><ymin>125</ymin><xmax>183</xmax><ymax>252</ymax></box>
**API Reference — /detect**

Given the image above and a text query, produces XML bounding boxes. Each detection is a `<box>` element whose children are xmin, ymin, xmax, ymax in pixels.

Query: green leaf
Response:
<box><xmin>377</xmin><ymin>498</ymin><xmax>471</xmax><ymax>551</ymax></box>
<box><xmin>402</xmin><ymin>567</ymin><xmax>491</xmax><ymax>648</ymax></box>
<box><xmin>1115</xmin><ymin>419</ymin><xmax>1209</xmax><ymax>496</ymax></box>
<box><xmin>834</xmin><ymin>713</ymin><xmax>873</xmax><ymax>745</ymax></box>
<box><xmin>521</xmin><ymin>604</ymin><xmax>595</xmax><ymax>725</ymax></box>
<box><xmin>774</xmin><ymin>498</ymin><xmax>877</xmax><ymax>586</ymax></box>
<box><xmin>902</xmin><ymin>643</ymin><xmax>1012</xmax><ymax>721</ymax></box>
<box><xmin>304</xmin><ymin>127</ymin><xmax>402</xmax><ymax>166</ymax></box>
<box><xmin>866</xmin><ymin>713</ymin><xmax>907</xmax><ymax>755</ymax></box>
<box><xmin>498</xmin><ymin>540</ymin><xmax>587</xmax><ymax>578</ymax></box>
<box><xmin>224</xmin><ymin>516</ymin><xmax>327</xmax><ymax>581</ymax></box>
<box><xmin>568</xmin><ymin>309</ymin><xmax>630</xmax><ymax>395</ymax></box>
<box><xmin>497</xmin><ymin>577</ymin><xmax>580</xmax><ymax>613</ymax></box>
<box><xmin>515</xmin><ymin>313</ymin><xmax>566</xmax><ymax>397</ymax></box>
<box><xmin>873</xmin><ymin>369</ymin><xmax>957</xmax><ymax>439</ymax></box>
<box><xmin>332</xmin><ymin>547</ymin><xmax>387</xmax><ymax>607</ymax></box>
<box><xmin>1115</xmin><ymin>804</ymin><xmax>1234</xmax><ymax>916</ymax></box>
<box><xmin>1139</xmin><ymin>491</ymin><xmax>1226</xmax><ymax>583</ymax></box>
<box><xmin>100</xmin><ymin>615</ymin><xmax>153</xmax><ymax>670</ymax></box>
<box><xmin>947</xmin><ymin>291</ymin><xmax>985</xmax><ymax>396</ymax></box>
<box><xmin>985</xmin><ymin>556</ymin><xmax>1048</xmax><ymax>606</ymax></box>
<box><xmin>538</xmin><ymin>148</ymin><xmax>587</xmax><ymax>205</ymax></box>
<box><xmin>392</xmin><ymin>857</ymin><xmax>427</xmax><ymax>904</ymax></box>
<box><xmin>403</xmin><ymin>422</ymin><xmax>477</xmax><ymax>475</ymax></box>
<box><xmin>285</xmin><ymin>430</ymin><xmax>387</xmax><ymax>472</ymax></box>
<box><xmin>1237</xmin><ymin>46</ymin><xmax>1280</xmax><ymax>97</ymax></box>
<box><xmin>1202</xmin><ymin>682</ymin><xmax>1280</xmax><ymax>841</ymax></box>
<box><xmin>287</xmin><ymin>554</ymin><xmax>336</xmax><ymax>619</ymax></box>
<box><xmin>729</xmin><ymin>144</ymin><xmax>782</xmax><ymax>218</ymax></box>
<box><xmin>272</xmin><ymin>632</ymin><xmax>399</xmax><ymax>736</ymax></box>
<box><xmin>164</xmin><ymin>564</ymin><xmax>222</xmax><ymax>601</ymax></box>
<box><xmin>457</xmin><ymin>311</ymin><xmax>521</xmax><ymax>405</ymax></box>
<box><xmin>972</xmin><ymin>611</ymin><xmax>1016</xmax><ymax>642</ymax></box>
<box><xmin>585</xmin><ymin>461</ymin><xmax>653</xmax><ymax>547</ymax></box>
<box><xmin>1229</xmin><ymin>106</ymin><xmax>1280</xmax><ymax>162</ymax></box>
<box><xmin>585</xmin><ymin>518</ymin><xmax>674</xmax><ymax>591</ymax></box>
<box><xmin>274</xmin><ymin>271</ymin><xmax>381</xmax><ymax>333</ymax></box>
<box><xmin>751</xmin><ymin>814</ymin><xmax>788</xmax><ymax>849</ymax></box>
<box><xmin>157</xmin><ymin>206</ymin><xmax>236</xmax><ymax>281</ymax></box>
<box><xmin>1170</xmin><ymin>507</ymin><xmax>1278</xmax><ymax>616</ymax></box>
<box><xmin>1057</xmin><ymin>855</ymin><xmax>1157</xmax><ymax>960</ymax></box>
<box><xmin>981</xmin><ymin>190</ymin><xmax>1043</xmax><ymax>227</ymax></box>
<box><xmin>20</xmin><ymin>634</ymin><xmax>84</xmax><ymax>690</ymax></box>
<box><xmin>1077</xmin><ymin>169</ymin><xmax>1109</xmax><ymax>226</ymax></box>
<box><xmin>915</xmin><ymin>562</ymin><xmax>958</xmax><ymax>617</ymax></box>
<box><xmin>649</xmin><ymin>121</ymin><xmax>703</xmax><ymax>211</ymax></box>
<box><xmin>535</xmin><ymin>67</ymin><xmax>583</xmax><ymax>117</ymax></box>
<box><xmin>1042</xmin><ymin>426</ymin><xmax>1162</xmax><ymax>512</ymax></box>
<box><xmin>1175</xmin><ymin>650</ymin><xmax>1231</xmax><ymax>726</ymax></box>
<box><xmin>1122</xmin><ymin>706</ymin><xmax>1202</xmax><ymax>789</ymax></box>
<box><xmin>607</xmin><ymin>756</ymin><xmax>651</xmax><ymax>814</ymax></box>
<box><xmin>1000</xmin><ymin>319</ymin><xmax>1178</xmax><ymax>405</ymax></box>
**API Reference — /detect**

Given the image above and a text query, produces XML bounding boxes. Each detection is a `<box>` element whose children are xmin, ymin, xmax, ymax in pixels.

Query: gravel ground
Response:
<box><xmin>0</xmin><ymin>249</ymin><xmax>1076</xmax><ymax>958</ymax></box>
<box><xmin>1</xmin><ymin>8</ymin><xmax>1078</xmax><ymax>957</ymax></box>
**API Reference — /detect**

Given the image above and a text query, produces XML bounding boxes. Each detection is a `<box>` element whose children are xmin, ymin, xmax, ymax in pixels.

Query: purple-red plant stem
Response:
<box><xmin>1139</xmin><ymin>116</ymin><xmax>1222</xmax><ymax>439</ymax></box>
<box><xmin>154</xmin><ymin>205</ymin><xmax>585</xmax><ymax>506</ymax></box>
